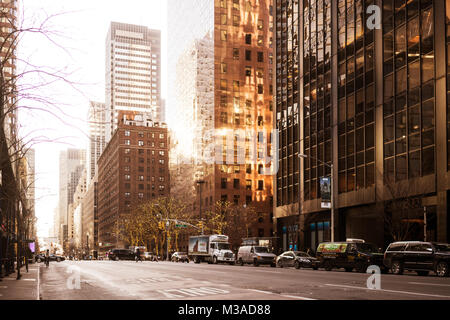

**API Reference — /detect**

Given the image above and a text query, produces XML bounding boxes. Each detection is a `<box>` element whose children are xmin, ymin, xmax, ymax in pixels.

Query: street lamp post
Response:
<box><xmin>298</xmin><ymin>154</ymin><xmax>335</xmax><ymax>242</ymax></box>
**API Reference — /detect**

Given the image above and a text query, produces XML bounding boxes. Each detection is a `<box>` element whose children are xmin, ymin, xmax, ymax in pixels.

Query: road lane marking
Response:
<box><xmin>248</xmin><ymin>289</ymin><xmax>274</xmax><ymax>295</ymax></box>
<box><xmin>157</xmin><ymin>287</ymin><xmax>230</xmax><ymax>299</ymax></box>
<box><xmin>22</xmin><ymin>279</ymin><xmax>36</xmax><ymax>281</ymax></box>
<box><xmin>248</xmin><ymin>289</ymin><xmax>317</xmax><ymax>300</ymax></box>
<box><xmin>325</xmin><ymin>283</ymin><xmax>450</xmax><ymax>299</ymax></box>
<box><xmin>408</xmin><ymin>282</ymin><xmax>450</xmax><ymax>287</ymax></box>
<box><xmin>0</xmin><ymin>286</ymin><xmax>7</xmax><ymax>289</ymax></box>
<box><xmin>280</xmin><ymin>295</ymin><xmax>317</xmax><ymax>300</ymax></box>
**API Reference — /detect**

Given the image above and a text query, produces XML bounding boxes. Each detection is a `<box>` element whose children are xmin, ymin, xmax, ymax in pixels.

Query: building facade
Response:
<box><xmin>81</xmin><ymin>173</ymin><xmax>98</xmax><ymax>254</ymax></box>
<box><xmin>88</xmin><ymin>101</ymin><xmax>107</xmax><ymax>181</ymax></box>
<box><xmin>168</xmin><ymin>0</ymin><xmax>275</xmax><ymax>241</ymax></box>
<box><xmin>58</xmin><ymin>149</ymin><xmax>86</xmax><ymax>246</ymax></box>
<box><xmin>274</xmin><ymin>0</ymin><xmax>450</xmax><ymax>251</ymax></box>
<box><xmin>97</xmin><ymin>112</ymin><xmax>170</xmax><ymax>252</ymax></box>
<box><xmin>105</xmin><ymin>22</ymin><xmax>162</xmax><ymax>142</ymax></box>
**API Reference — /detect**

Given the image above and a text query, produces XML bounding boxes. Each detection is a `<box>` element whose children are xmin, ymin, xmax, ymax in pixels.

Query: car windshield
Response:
<box><xmin>294</xmin><ymin>251</ymin><xmax>310</xmax><ymax>257</ymax></box>
<box><xmin>254</xmin><ymin>246</ymin><xmax>269</xmax><ymax>253</ymax></box>
<box><xmin>356</xmin><ymin>243</ymin><xmax>380</xmax><ymax>253</ymax></box>
<box><xmin>434</xmin><ymin>244</ymin><xmax>450</xmax><ymax>252</ymax></box>
<box><xmin>217</xmin><ymin>243</ymin><xmax>230</xmax><ymax>250</ymax></box>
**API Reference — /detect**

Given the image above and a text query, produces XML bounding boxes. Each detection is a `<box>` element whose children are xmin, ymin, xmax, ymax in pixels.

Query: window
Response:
<box><xmin>221</xmin><ymin>178</ymin><xmax>227</xmax><ymax>189</ymax></box>
<box><xmin>221</xmin><ymin>14</ymin><xmax>227</xmax><ymax>25</ymax></box>
<box><xmin>124</xmin><ymin>148</ymin><xmax>130</xmax><ymax>154</ymax></box>
<box><xmin>257</xmin><ymin>35</ymin><xmax>263</xmax><ymax>46</ymax></box>
<box><xmin>233</xmin><ymin>48</ymin><xmax>239</xmax><ymax>59</ymax></box>
<box><xmin>220</xmin><ymin>79</ymin><xmax>227</xmax><ymax>90</ymax></box>
<box><xmin>233</xmin><ymin>15</ymin><xmax>240</xmax><ymax>26</ymax></box>
<box><xmin>221</xmin><ymin>30</ymin><xmax>227</xmax><ymax>41</ymax></box>
<box><xmin>257</xmin><ymin>19</ymin><xmax>263</xmax><ymax>30</ymax></box>
<box><xmin>221</xmin><ymin>62</ymin><xmax>227</xmax><ymax>73</ymax></box>
<box><xmin>258</xmin><ymin>84</ymin><xmax>264</xmax><ymax>94</ymax></box>
<box><xmin>233</xmin><ymin>179</ymin><xmax>240</xmax><ymax>189</ymax></box>
<box><xmin>245</xmin><ymin>66</ymin><xmax>251</xmax><ymax>77</ymax></box>
<box><xmin>138</xmin><ymin>140</ymin><xmax>144</xmax><ymax>146</ymax></box>
<box><xmin>124</xmin><ymin>140</ymin><xmax>130</xmax><ymax>145</ymax></box>
<box><xmin>159</xmin><ymin>133</ymin><xmax>165</xmax><ymax>139</ymax></box>
<box><xmin>258</xmin><ymin>180</ymin><xmax>264</xmax><ymax>190</ymax></box>
<box><xmin>257</xmin><ymin>52</ymin><xmax>264</xmax><ymax>62</ymax></box>
<box><xmin>124</xmin><ymin>175</ymin><xmax>131</xmax><ymax>181</ymax></box>
<box><xmin>233</xmin><ymin>0</ymin><xmax>239</xmax><ymax>10</ymax></box>
<box><xmin>245</xmin><ymin>50</ymin><xmax>251</xmax><ymax>61</ymax></box>
<box><xmin>245</xmin><ymin>34</ymin><xmax>251</xmax><ymax>44</ymax></box>
<box><xmin>124</xmin><ymin>131</ymin><xmax>130</xmax><ymax>137</ymax></box>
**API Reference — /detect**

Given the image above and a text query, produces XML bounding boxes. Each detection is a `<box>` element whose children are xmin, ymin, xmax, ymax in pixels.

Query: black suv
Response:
<box><xmin>108</xmin><ymin>249</ymin><xmax>136</xmax><ymax>261</ymax></box>
<box><xmin>384</xmin><ymin>241</ymin><xmax>450</xmax><ymax>277</ymax></box>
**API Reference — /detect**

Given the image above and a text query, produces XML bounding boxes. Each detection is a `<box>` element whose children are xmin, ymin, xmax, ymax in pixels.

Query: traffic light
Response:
<box><xmin>197</xmin><ymin>221</ymin><xmax>204</xmax><ymax>230</ymax></box>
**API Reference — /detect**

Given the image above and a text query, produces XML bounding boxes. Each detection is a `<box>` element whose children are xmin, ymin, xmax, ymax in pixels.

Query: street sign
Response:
<box><xmin>175</xmin><ymin>224</ymin><xmax>187</xmax><ymax>228</ymax></box>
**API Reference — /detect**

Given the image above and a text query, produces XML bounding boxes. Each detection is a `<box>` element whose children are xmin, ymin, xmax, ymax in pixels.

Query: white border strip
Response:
<box><xmin>325</xmin><ymin>283</ymin><xmax>450</xmax><ymax>299</ymax></box>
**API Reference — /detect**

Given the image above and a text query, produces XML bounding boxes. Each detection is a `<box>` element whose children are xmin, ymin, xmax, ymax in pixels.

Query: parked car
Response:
<box><xmin>384</xmin><ymin>241</ymin><xmax>450</xmax><ymax>277</ymax></box>
<box><xmin>276</xmin><ymin>251</ymin><xmax>319</xmax><ymax>269</ymax></box>
<box><xmin>237</xmin><ymin>245</ymin><xmax>276</xmax><ymax>267</ymax></box>
<box><xmin>35</xmin><ymin>254</ymin><xmax>45</xmax><ymax>263</ymax></box>
<box><xmin>171</xmin><ymin>252</ymin><xmax>189</xmax><ymax>263</ymax></box>
<box><xmin>316</xmin><ymin>239</ymin><xmax>386</xmax><ymax>273</ymax></box>
<box><xmin>108</xmin><ymin>249</ymin><xmax>136</xmax><ymax>261</ymax></box>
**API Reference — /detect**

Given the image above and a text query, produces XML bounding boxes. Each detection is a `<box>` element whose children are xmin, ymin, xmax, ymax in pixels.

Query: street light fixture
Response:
<box><xmin>298</xmin><ymin>154</ymin><xmax>335</xmax><ymax>242</ymax></box>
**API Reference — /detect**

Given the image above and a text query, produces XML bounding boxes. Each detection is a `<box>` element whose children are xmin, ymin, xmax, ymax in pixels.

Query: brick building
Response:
<box><xmin>97</xmin><ymin>112</ymin><xmax>169</xmax><ymax>252</ymax></box>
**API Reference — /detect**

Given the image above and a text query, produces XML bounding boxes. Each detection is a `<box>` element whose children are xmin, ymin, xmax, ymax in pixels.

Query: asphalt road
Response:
<box><xmin>38</xmin><ymin>260</ymin><xmax>450</xmax><ymax>300</ymax></box>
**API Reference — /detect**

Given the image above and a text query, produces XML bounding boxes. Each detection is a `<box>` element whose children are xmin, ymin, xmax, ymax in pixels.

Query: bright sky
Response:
<box><xmin>18</xmin><ymin>0</ymin><xmax>168</xmax><ymax>237</ymax></box>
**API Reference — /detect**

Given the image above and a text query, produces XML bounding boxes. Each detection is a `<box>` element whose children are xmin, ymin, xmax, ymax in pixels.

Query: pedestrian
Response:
<box><xmin>136</xmin><ymin>248</ymin><xmax>142</xmax><ymax>262</ymax></box>
<box><xmin>45</xmin><ymin>249</ymin><xmax>50</xmax><ymax>268</ymax></box>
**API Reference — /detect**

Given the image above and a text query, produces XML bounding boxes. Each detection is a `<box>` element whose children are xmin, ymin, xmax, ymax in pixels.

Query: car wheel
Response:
<box><xmin>436</xmin><ymin>262</ymin><xmax>449</xmax><ymax>277</ymax></box>
<box><xmin>213</xmin><ymin>256</ymin><xmax>218</xmax><ymax>264</ymax></box>
<box><xmin>37</xmin><ymin>258</ymin><xmax>41</xmax><ymax>263</ymax></box>
<box><xmin>115</xmin><ymin>257</ymin><xmax>119</xmax><ymax>261</ymax></box>
<box><xmin>294</xmin><ymin>261</ymin><xmax>301</xmax><ymax>269</ymax></box>
<box><xmin>391</xmin><ymin>261</ymin><xmax>403</xmax><ymax>275</ymax></box>
<box><xmin>253</xmin><ymin>259</ymin><xmax>259</xmax><ymax>267</ymax></box>
<box><xmin>324</xmin><ymin>261</ymin><xmax>333</xmax><ymax>271</ymax></box>
<box><xmin>194</xmin><ymin>257</ymin><xmax>201</xmax><ymax>264</ymax></box>
<box><xmin>277</xmin><ymin>260</ymin><xmax>283</xmax><ymax>268</ymax></box>
<box><xmin>57</xmin><ymin>258</ymin><xmax>61</xmax><ymax>262</ymax></box>
<box><xmin>239</xmin><ymin>258</ymin><xmax>244</xmax><ymax>266</ymax></box>
<box><xmin>313</xmin><ymin>266</ymin><xmax>319</xmax><ymax>270</ymax></box>
<box><xmin>356</xmin><ymin>262</ymin><xmax>367</xmax><ymax>273</ymax></box>
<box><xmin>230</xmin><ymin>261</ymin><xmax>235</xmax><ymax>266</ymax></box>
<box><xmin>416</xmin><ymin>271</ymin><xmax>429</xmax><ymax>276</ymax></box>
<box><xmin>345</xmin><ymin>267</ymin><xmax>353</xmax><ymax>272</ymax></box>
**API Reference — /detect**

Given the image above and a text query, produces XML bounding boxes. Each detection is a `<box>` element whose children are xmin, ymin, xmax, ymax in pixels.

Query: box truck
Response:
<box><xmin>188</xmin><ymin>234</ymin><xmax>235</xmax><ymax>264</ymax></box>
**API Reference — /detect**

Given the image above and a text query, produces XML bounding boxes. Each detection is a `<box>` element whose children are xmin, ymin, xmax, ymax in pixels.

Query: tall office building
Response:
<box><xmin>24</xmin><ymin>148</ymin><xmax>35</xmax><ymax>219</ymax></box>
<box><xmin>274</xmin><ymin>0</ymin><xmax>449</xmax><ymax>251</ymax></box>
<box><xmin>58</xmin><ymin>149</ymin><xmax>86</xmax><ymax>245</ymax></box>
<box><xmin>168</xmin><ymin>0</ymin><xmax>275</xmax><ymax>239</ymax></box>
<box><xmin>88</xmin><ymin>101</ymin><xmax>107</xmax><ymax>181</ymax></box>
<box><xmin>97</xmin><ymin>111</ymin><xmax>170</xmax><ymax>251</ymax></box>
<box><xmin>105</xmin><ymin>22</ymin><xmax>162</xmax><ymax>142</ymax></box>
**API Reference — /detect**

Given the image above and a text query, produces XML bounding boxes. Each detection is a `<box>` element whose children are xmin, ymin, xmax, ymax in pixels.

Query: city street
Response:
<box><xmin>37</xmin><ymin>261</ymin><xmax>450</xmax><ymax>300</ymax></box>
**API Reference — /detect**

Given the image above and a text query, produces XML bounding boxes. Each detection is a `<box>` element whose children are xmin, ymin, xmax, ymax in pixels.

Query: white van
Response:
<box><xmin>237</xmin><ymin>245</ymin><xmax>276</xmax><ymax>267</ymax></box>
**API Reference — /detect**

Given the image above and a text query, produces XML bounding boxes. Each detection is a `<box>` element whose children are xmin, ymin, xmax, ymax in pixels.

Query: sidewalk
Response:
<box><xmin>0</xmin><ymin>263</ymin><xmax>40</xmax><ymax>300</ymax></box>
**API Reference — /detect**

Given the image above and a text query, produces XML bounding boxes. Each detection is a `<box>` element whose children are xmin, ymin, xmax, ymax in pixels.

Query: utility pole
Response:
<box><xmin>424</xmin><ymin>206</ymin><xmax>427</xmax><ymax>242</ymax></box>
<box><xmin>196</xmin><ymin>180</ymin><xmax>205</xmax><ymax>219</ymax></box>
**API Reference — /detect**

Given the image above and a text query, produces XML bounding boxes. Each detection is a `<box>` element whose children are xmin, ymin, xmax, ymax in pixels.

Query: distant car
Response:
<box><xmin>172</xmin><ymin>252</ymin><xmax>189</xmax><ymax>263</ymax></box>
<box><xmin>108</xmin><ymin>249</ymin><xmax>136</xmax><ymax>261</ymax></box>
<box><xmin>142</xmin><ymin>252</ymin><xmax>154</xmax><ymax>261</ymax></box>
<box><xmin>384</xmin><ymin>241</ymin><xmax>450</xmax><ymax>277</ymax></box>
<box><xmin>35</xmin><ymin>254</ymin><xmax>45</xmax><ymax>263</ymax></box>
<box><xmin>49</xmin><ymin>254</ymin><xmax>65</xmax><ymax>262</ymax></box>
<box><xmin>276</xmin><ymin>251</ymin><xmax>319</xmax><ymax>270</ymax></box>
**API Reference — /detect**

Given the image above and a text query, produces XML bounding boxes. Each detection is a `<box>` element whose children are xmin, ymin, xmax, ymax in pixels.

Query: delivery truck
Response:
<box><xmin>188</xmin><ymin>234</ymin><xmax>235</xmax><ymax>264</ymax></box>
